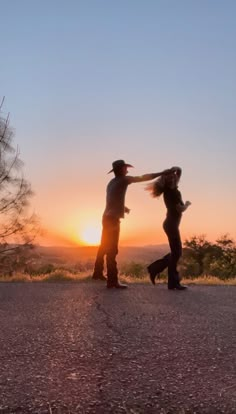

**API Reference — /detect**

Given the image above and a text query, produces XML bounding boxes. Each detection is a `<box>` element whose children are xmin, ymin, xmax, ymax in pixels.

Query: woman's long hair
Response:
<box><xmin>145</xmin><ymin>175</ymin><xmax>166</xmax><ymax>198</ymax></box>
<box><xmin>146</xmin><ymin>171</ymin><xmax>180</xmax><ymax>198</ymax></box>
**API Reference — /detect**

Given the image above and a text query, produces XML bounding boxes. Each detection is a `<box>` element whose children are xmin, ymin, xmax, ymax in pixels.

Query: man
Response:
<box><xmin>92</xmin><ymin>159</ymin><xmax>172</xmax><ymax>289</ymax></box>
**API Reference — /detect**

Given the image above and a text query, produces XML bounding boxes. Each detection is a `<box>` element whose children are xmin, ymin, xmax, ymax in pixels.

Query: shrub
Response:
<box><xmin>41</xmin><ymin>270</ymin><xmax>78</xmax><ymax>282</ymax></box>
<box><xmin>120</xmin><ymin>261</ymin><xmax>146</xmax><ymax>279</ymax></box>
<box><xmin>29</xmin><ymin>263</ymin><xmax>55</xmax><ymax>276</ymax></box>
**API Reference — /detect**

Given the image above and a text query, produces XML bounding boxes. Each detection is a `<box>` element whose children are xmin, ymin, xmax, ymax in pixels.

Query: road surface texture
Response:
<box><xmin>0</xmin><ymin>282</ymin><xmax>236</xmax><ymax>414</ymax></box>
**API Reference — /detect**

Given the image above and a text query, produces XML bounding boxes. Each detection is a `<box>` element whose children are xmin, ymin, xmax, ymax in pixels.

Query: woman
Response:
<box><xmin>147</xmin><ymin>167</ymin><xmax>191</xmax><ymax>290</ymax></box>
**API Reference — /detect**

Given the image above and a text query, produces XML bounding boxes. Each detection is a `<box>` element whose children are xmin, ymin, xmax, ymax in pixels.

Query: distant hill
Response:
<box><xmin>34</xmin><ymin>244</ymin><xmax>169</xmax><ymax>266</ymax></box>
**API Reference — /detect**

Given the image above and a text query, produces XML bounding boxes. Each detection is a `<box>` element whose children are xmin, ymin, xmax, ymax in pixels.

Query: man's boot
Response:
<box><xmin>107</xmin><ymin>281</ymin><xmax>128</xmax><ymax>289</ymax></box>
<box><xmin>92</xmin><ymin>271</ymin><xmax>106</xmax><ymax>281</ymax></box>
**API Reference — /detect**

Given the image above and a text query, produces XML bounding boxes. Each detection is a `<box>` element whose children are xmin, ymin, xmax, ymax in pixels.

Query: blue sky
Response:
<box><xmin>1</xmin><ymin>1</ymin><xmax>236</xmax><ymax>245</ymax></box>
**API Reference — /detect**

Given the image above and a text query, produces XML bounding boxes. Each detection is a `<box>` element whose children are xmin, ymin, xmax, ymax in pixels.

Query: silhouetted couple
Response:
<box><xmin>92</xmin><ymin>160</ymin><xmax>191</xmax><ymax>290</ymax></box>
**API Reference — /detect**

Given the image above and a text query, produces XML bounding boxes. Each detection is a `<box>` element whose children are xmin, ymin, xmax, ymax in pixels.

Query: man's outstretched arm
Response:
<box><xmin>128</xmin><ymin>168</ymin><xmax>173</xmax><ymax>184</ymax></box>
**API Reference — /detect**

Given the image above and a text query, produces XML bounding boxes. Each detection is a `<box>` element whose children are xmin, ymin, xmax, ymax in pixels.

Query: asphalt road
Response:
<box><xmin>0</xmin><ymin>282</ymin><xmax>236</xmax><ymax>414</ymax></box>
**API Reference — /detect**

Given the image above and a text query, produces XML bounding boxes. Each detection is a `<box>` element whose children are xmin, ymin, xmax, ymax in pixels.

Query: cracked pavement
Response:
<box><xmin>0</xmin><ymin>282</ymin><xmax>236</xmax><ymax>413</ymax></box>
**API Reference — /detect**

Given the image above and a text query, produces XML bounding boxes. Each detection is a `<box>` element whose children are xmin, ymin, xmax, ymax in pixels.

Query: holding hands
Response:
<box><xmin>161</xmin><ymin>166</ymin><xmax>182</xmax><ymax>176</ymax></box>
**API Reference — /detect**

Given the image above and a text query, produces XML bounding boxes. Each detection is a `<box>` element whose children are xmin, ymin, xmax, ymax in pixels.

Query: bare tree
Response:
<box><xmin>0</xmin><ymin>97</ymin><xmax>40</xmax><ymax>274</ymax></box>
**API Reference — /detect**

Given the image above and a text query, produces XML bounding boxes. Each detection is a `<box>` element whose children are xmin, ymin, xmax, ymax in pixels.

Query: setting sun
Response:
<box><xmin>80</xmin><ymin>225</ymin><xmax>101</xmax><ymax>246</ymax></box>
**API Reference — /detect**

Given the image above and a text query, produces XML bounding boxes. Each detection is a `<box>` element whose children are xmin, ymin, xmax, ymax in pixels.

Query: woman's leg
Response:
<box><xmin>148</xmin><ymin>254</ymin><xmax>170</xmax><ymax>274</ymax></box>
<box><xmin>163</xmin><ymin>220</ymin><xmax>182</xmax><ymax>288</ymax></box>
<box><xmin>147</xmin><ymin>254</ymin><xmax>170</xmax><ymax>284</ymax></box>
<box><xmin>167</xmin><ymin>231</ymin><xmax>182</xmax><ymax>288</ymax></box>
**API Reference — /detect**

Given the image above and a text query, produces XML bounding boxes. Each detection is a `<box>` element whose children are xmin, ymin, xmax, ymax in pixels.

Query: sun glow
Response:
<box><xmin>80</xmin><ymin>224</ymin><xmax>101</xmax><ymax>246</ymax></box>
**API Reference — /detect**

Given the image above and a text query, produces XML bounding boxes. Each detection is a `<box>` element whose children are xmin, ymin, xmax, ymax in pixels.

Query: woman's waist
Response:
<box><xmin>164</xmin><ymin>213</ymin><xmax>182</xmax><ymax>226</ymax></box>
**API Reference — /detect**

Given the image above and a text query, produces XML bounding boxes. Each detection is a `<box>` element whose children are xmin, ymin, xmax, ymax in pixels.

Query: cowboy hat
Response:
<box><xmin>108</xmin><ymin>159</ymin><xmax>134</xmax><ymax>174</ymax></box>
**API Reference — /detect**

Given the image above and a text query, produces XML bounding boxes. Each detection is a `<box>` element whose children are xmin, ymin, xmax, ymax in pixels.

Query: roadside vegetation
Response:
<box><xmin>1</xmin><ymin>271</ymin><xmax>236</xmax><ymax>285</ymax></box>
<box><xmin>1</xmin><ymin>233</ymin><xmax>236</xmax><ymax>285</ymax></box>
<box><xmin>0</xmin><ymin>98</ymin><xmax>40</xmax><ymax>274</ymax></box>
<box><xmin>1</xmin><ymin>234</ymin><xmax>236</xmax><ymax>285</ymax></box>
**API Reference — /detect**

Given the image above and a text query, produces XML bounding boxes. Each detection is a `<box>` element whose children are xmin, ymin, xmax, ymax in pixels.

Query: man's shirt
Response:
<box><xmin>103</xmin><ymin>175</ymin><xmax>150</xmax><ymax>219</ymax></box>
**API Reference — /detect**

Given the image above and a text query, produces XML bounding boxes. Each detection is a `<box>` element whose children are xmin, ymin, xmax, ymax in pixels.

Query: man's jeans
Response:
<box><xmin>93</xmin><ymin>216</ymin><xmax>120</xmax><ymax>284</ymax></box>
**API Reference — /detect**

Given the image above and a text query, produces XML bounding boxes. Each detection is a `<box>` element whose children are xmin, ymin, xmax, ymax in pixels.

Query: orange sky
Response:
<box><xmin>35</xmin><ymin>170</ymin><xmax>236</xmax><ymax>247</ymax></box>
<box><xmin>2</xmin><ymin>2</ymin><xmax>236</xmax><ymax>248</ymax></box>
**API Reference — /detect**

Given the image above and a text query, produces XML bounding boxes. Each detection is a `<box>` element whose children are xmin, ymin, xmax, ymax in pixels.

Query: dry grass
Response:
<box><xmin>0</xmin><ymin>273</ymin><xmax>33</xmax><ymax>282</ymax></box>
<box><xmin>0</xmin><ymin>270</ymin><xmax>91</xmax><ymax>283</ymax></box>
<box><xmin>121</xmin><ymin>274</ymin><xmax>236</xmax><ymax>285</ymax></box>
<box><xmin>181</xmin><ymin>275</ymin><xmax>236</xmax><ymax>285</ymax></box>
<box><xmin>40</xmin><ymin>270</ymin><xmax>91</xmax><ymax>283</ymax></box>
<box><xmin>0</xmin><ymin>271</ymin><xmax>236</xmax><ymax>285</ymax></box>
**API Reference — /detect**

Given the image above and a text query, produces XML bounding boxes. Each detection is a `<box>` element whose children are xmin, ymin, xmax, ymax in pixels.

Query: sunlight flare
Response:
<box><xmin>80</xmin><ymin>224</ymin><xmax>101</xmax><ymax>246</ymax></box>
